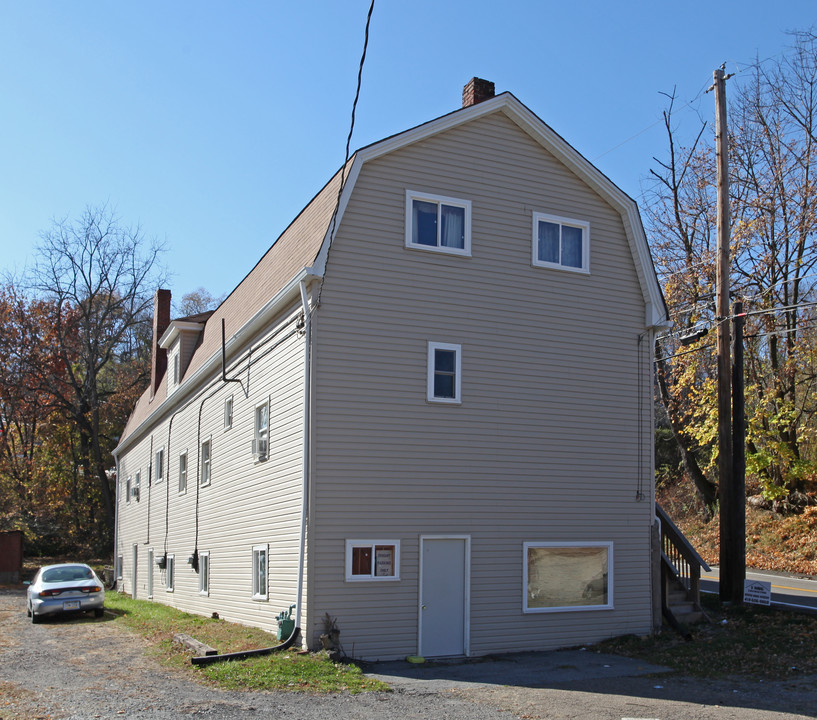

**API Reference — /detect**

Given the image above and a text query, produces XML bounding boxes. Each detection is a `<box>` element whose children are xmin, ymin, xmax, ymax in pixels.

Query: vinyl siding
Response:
<box><xmin>310</xmin><ymin>112</ymin><xmax>655</xmax><ymax>659</ymax></box>
<box><xmin>116</xmin><ymin>306</ymin><xmax>307</xmax><ymax>635</ymax></box>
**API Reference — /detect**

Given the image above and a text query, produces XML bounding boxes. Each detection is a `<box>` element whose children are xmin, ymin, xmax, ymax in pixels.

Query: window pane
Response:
<box><xmin>413</xmin><ymin>200</ymin><xmax>438</xmax><ymax>246</ymax></box>
<box><xmin>527</xmin><ymin>546</ymin><xmax>609</xmax><ymax>609</ymax></box>
<box><xmin>351</xmin><ymin>546</ymin><xmax>372</xmax><ymax>575</ymax></box>
<box><xmin>537</xmin><ymin>221</ymin><xmax>560</xmax><ymax>264</ymax></box>
<box><xmin>440</xmin><ymin>204</ymin><xmax>465</xmax><ymax>249</ymax></box>
<box><xmin>374</xmin><ymin>545</ymin><xmax>395</xmax><ymax>577</ymax></box>
<box><xmin>257</xmin><ymin>404</ymin><xmax>268</xmax><ymax>433</ymax></box>
<box><xmin>433</xmin><ymin>349</ymin><xmax>456</xmax><ymax>399</ymax></box>
<box><xmin>561</xmin><ymin>225</ymin><xmax>583</xmax><ymax>268</ymax></box>
<box><xmin>435</xmin><ymin>349</ymin><xmax>455</xmax><ymax>373</ymax></box>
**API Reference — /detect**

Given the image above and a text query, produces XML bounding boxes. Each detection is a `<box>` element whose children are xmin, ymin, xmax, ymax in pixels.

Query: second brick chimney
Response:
<box><xmin>150</xmin><ymin>288</ymin><xmax>171</xmax><ymax>399</ymax></box>
<box><xmin>462</xmin><ymin>77</ymin><xmax>495</xmax><ymax>108</ymax></box>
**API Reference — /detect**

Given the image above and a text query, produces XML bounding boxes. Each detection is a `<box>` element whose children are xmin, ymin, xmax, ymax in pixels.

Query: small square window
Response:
<box><xmin>199</xmin><ymin>552</ymin><xmax>210</xmax><ymax>596</ymax></box>
<box><xmin>427</xmin><ymin>342</ymin><xmax>461</xmax><ymax>403</ymax></box>
<box><xmin>406</xmin><ymin>191</ymin><xmax>471</xmax><ymax>256</ymax></box>
<box><xmin>224</xmin><ymin>397</ymin><xmax>233</xmax><ymax>430</ymax></box>
<box><xmin>532</xmin><ymin>213</ymin><xmax>590</xmax><ymax>273</ymax></box>
<box><xmin>252</xmin><ymin>545</ymin><xmax>268</xmax><ymax>600</ymax></box>
<box><xmin>166</xmin><ymin>554</ymin><xmax>175</xmax><ymax>592</ymax></box>
<box><xmin>155</xmin><ymin>448</ymin><xmax>164</xmax><ymax>483</ymax></box>
<box><xmin>178</xmin><ymin>451</ymin><xmax>188</xmax><ymax>494</ymax></box>
<box><xmin>345</xmin><ymin>540</ymin><xmax>400</xmax><ymax>581</ymax></box>
<box><xmin>200</xmin><ymin>440</ymin><xmax>211</xmax><ymax>486</ymax></box>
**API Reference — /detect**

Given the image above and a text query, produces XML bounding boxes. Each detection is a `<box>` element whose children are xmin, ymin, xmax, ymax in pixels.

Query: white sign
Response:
<box><xmin>744</xmin><ymin>579</ymin><xmax>772</xmax><ymax>606</ymax></box>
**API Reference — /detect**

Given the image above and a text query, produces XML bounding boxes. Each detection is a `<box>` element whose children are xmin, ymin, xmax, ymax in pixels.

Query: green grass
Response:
<box><xmin>597</xmin><ymin>596</ymin><xmax>817</xmax><ymax>679</ymax></box>
<box><xmin>105</xmin><ymin>592</ymin><xmax>390</xmax><ymax>693</ymax></box>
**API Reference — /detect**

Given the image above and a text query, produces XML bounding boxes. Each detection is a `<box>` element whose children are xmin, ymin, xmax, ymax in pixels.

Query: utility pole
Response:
<box><xmin>714</xmin><ymin>66</ymin><xmax>742</xmax><ymax>604</ymax></box>
<box><xmin>732</xmin><ymin>301</ymin><xmax>746</xmax><ymax>594</ymax></box>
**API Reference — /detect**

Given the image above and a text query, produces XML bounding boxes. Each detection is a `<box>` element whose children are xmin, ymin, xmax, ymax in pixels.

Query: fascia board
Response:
<box><xmin>114</xmin><ymin>266</ymin><xmax>321</xmax><ymax>457</ymax></box>
<box><xmin>158</xmin><ymin>321</ymin><xmax>206</xmax><ymax>349</ymax></box>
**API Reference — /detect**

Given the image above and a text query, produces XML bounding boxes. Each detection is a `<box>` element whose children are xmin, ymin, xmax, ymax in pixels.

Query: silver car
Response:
<box><xmin>26</xmin><ymin>563</ymin><xmax>105</xmax><ymax>623</ymax></box>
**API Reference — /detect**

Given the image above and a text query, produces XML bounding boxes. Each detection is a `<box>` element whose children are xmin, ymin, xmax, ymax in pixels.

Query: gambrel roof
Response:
<box><xmin>116</xmin><ymin>91</ymin><xmax>668</xmax><ymax>453</ymax></box>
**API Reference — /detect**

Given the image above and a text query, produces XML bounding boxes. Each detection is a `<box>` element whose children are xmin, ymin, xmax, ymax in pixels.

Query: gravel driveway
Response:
<box><xmin>2</xmin><ymin>588</ymin><xmax>815</xmax><ymax>720</ymax></box>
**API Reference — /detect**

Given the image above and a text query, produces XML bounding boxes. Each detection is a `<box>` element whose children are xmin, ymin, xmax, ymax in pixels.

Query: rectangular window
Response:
<box><xmin>345</xmin><ymin>540</ymin><xmax>400</xmax><ymax>581</ymax></box>
<box><xmin>252</xmin><ymin>545</ymin><xmax>268</xmax><ymax>600</ymax></box>
<box><xmin>253</xmin><ymin>400</ymin><xmax>269</xmax><ymax>461</ymax></box>
<box><xmin>200</xmin><ymin>439</ymin><xmax>211</xmax><ymax>486</ymax></box>
<box><xmin>147</xmin><ymin>549</ymin><xmax>154</xmax><ymax>599</ymax></box>
<box><xmin>116</xmin><ymin>555</ymin><xmax>123</xmax><ymax>580</ymax></box>
<box><xmin>166</xmin><ymin>554</ymin><xmax>175</xmax><ymax>592</ymax></box>
<box><xmin>125</xmin><ymin>477</ymin><xmax>132</xmax><ymax>505</ymax></box>
<box><xmin>224</xmin><ymin>396</ymin><xmax>233</xmax><ymax>430</ymax></box>
<box><xmin>199</xmin><ymin>551</ymin><xmax>210</xmax><ymax>596</ymax></box>
<box><xmin>523</xmin><ymin>542</ymin><xmax>613</xmax><ymax>613</ymax></box>
<box><xmin>427</xmin><ymin>342</ymin><xmax>461</xmax><ymax>403</ymax></box>
<box><xmin>406</xmin><ymin>191</ymin><xmax>471</xmax><ymax>256</ymax></box>
<box><xmin>154</xmin><ymin>448</ymin><xmax>164</xmax><ymax>483</ymax></box>
<box><xmin>173</xmin><ymin>353</ymin><xmax>180</xmax><ymax>385</ymax></box>
<box><xmin>532</xmin><ymin>213</ymin><xmax>590</xmax><ymax>273</ymax></box>
<box><xmin>178</xmin><ymin>451</ymin><xmax>188</xmax><ymax>494</ymax></box>
<box><xmin>133</xmin><ymin>471</ymin><xmax>141</xmax><ymax>502</ymax></box>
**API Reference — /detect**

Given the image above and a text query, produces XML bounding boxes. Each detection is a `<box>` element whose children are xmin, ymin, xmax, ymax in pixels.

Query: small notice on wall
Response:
<box><xmin>744</xmin><ymin>579</ymin><xmax>772</xmax><ymax>606</ymax></box>
<box><xmin>374</xmin><ymin>546</ymin><xmax>394</xmax><ymax>577</ymax></box>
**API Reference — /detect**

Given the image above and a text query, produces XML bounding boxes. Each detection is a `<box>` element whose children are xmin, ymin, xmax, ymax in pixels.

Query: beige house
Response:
<box><xmin>113</xmin><ymin>79</ymin><xmax>670</xmax><ymax>661</ymax></box>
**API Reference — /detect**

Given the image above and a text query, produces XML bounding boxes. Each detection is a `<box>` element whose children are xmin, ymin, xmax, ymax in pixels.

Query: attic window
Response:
<box><xmin>406</xmin><ymin>191</ymin><xmax>471</xmax><ymax>256</ymax></box>
<box><xmin>533</xmin><ymin>213</ymin><xmax>590</xmax><ymax>273</ymax></box>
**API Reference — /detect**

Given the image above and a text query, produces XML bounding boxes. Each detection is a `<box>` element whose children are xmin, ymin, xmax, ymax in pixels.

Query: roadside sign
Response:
<box><xmin>744</xmin><ymin>579</ymin><xmax>772</xmax><ymax>606</ymax></box>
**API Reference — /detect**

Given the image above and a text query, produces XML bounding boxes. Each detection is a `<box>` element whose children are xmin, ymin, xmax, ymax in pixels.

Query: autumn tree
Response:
<box><xmin>24</xmin><ymin>204</ymin><xmax>165</xmax><ymax>549</ymax></box>
<box><xmin>648</xmin><ymin>31</ymin><xmax>817</xmax><ymax>510</ymax></box>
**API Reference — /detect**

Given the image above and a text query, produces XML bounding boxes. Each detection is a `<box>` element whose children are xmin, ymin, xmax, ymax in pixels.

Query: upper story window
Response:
<box><xmin>173</xmin><ymin>353</ymin><xmax>180</xmax><ymax>386</ymax></box>
<box><xmin>200</xmin><ymin>439</ymin><xmax>211</xmax><ymax>487</ymax></box>
<box><xmin>532</xmin><ymin>212</ymin><xmax>590</xmax><ymax>273</ymax></box>
<box><xmin>178</xmin><ymin>451</ymin><xmax>188</xmax><ymax>495</ymax></box>
<box><xmin>427</xmin><ymin>342</ymin><xmax>461</xmax><ymax>404</ymax></box>
<box><xmin>224</xmin><ymin>396</ymin><xmax>233</xmax><ymax>430</ymax></box>
<box><xmin>154</xmin><ymin>448</ymin><xmax>164</xmax><ymax>483</ymax></box>
<box><xmin>253</xmin><ymin>400</ymin><xmax>269</xmax><ymax>461</ymax></box>
<box><xmin>133</xmin><ymin>471</ymin><xmax>141</xmax><ymax>502</ymax></box>
<box><xmin>125</xmin><ymin>476</ymin><xmax>132</xmax><ymax>505</ymax></box>
<box><xmin>406</xmin><ymin>191</ymin><xmax>471</xmax><ymax>256</ymax></box>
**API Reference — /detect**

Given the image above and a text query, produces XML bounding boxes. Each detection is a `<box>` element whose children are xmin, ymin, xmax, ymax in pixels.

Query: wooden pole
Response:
<box><xmin>731</xmin><ymin>301</ymin><xmax>746</xmax><ymax>598</ymax></box>
<box><xmin>714</xmin><ymin>67</ymin><xmax>737</xmax><ymax>603</ymax></box>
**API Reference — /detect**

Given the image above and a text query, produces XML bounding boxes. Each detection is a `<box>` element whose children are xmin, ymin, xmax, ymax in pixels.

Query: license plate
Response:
<box><xmin>63</xmin><ymin>600</ymin><xmax>81</xmax><ymax>610</ymax></box>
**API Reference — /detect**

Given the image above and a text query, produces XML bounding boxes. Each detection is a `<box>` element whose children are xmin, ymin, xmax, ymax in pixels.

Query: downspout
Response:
<box><xmin>295</xmin><ymin>279</ymin><xmax>312</xmax><ymax>634</ymax></box>
<box><xmin>112</xmin><ymin>452</ymin><xmax>120</xmax><ymax>589</ymax></box>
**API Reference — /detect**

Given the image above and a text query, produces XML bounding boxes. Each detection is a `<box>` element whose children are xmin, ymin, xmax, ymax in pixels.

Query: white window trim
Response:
<box><xmin>224</xmin><ymin>396</ymin><xmax>233</xmax><ymax>430</ymax></box>
<box><xmin>166</xmin><ymin>554</ymin><xmax>175</xmax><ymax>593</ymax></box>
<box><xmin>252</xmin><ymin>544</ymin><xmax>268</xmax><ymax>600</ymax></box>
<box><xmin>532</xmin><ymin>212</ymin><xmax>590</xmax><ymax>274</ymax></box>
<box><xmin>427</xmin><ymin>342</ymin><xmax>462</xmax><ymax>404</ymax></box>
<box><xmin>522</xmin><ymin>541</ymin><xmax>613</xmax><ymax>614</ymax></box>
<box><xmin>154</xmin><ymin>447</ymin><xmax>164</xmax><ymax>484</ymax></box>
<box><xmin>198</xmin><ymin>551</ymin><xmax>210</xmax><ymax>597</ymax></box>
<box><xmin>133</xmin><ymin>471</ymin><xmax>141</xmax><ymax>502</ymax></box>
<box><xmin>178</xmin><ymin>450</ymin><xmax>188</xmax><ymax>495</ymax></box>
<box><xmin>200</xmin><ymin>437</ymin><xmax>212</xmax><ymax>487</ymax></box>
<box><xmin>345</xmin><ymin>539</ymin><xmax>401</xmax><ymax>582</ymax></box>
<box><xmin>253</xmin><ymin>398</ymin><xmax>270</xmax><ymax>462</ymax></box>
<box><xmin>405</xmin><ymin>190</ymin><xmax>472</xmax><ymax>256</ymax></box>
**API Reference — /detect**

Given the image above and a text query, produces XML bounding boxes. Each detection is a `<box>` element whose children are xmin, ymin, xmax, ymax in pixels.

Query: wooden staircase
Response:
<box><xmin>656</xmin><ymin>503</ymin><xmax>710</xmax><ymax>633</ymax></box>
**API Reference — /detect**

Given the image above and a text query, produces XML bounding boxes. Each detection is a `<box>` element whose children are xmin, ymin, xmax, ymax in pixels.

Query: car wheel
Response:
<box><xmin>31</xmin><ymin>611</ymin><xmax>41</xmax><ymax>624</ymax></box>
<box><xmin>26</xmin><ymin>604</ymin><xmax>31</xmax><ymax>617</ymax></box>
<box><xmin>94</xmin><ymin>608</ymin><xmax>104</xmax><ymax>618</ymax></box>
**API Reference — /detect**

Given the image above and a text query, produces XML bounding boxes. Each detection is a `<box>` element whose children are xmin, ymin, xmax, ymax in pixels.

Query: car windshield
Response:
<box><xmin>42</xmin><ymin>566</ymin><xmax>94</xmax><ymax>583</ymax></box>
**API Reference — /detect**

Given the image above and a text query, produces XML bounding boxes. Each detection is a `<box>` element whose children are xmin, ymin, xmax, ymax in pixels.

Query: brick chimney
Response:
<box><xmin>462</xmin><ymin>77</ymin><xmax>495</xmax><ymax>108</ymax></box>
<box><xmin>150</xmin><ymin>288</ymin><xmax>171</xmax><ymax>399</ymax></box>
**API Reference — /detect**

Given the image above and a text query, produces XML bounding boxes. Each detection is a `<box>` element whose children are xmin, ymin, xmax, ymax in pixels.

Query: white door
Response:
<box><xmin>419</xmin><ymin>536</ymin><xmax>469</xmax><ymax>657</ymax></box>
<box><xmin>147</xmin><ymin>549</ymin><xmax>154</xmax><ymax>598</ymax></box>
<box><xmin>132</xmin><ymin>544</ymin><xmax>138</xmax><ymax>599</ymax></box>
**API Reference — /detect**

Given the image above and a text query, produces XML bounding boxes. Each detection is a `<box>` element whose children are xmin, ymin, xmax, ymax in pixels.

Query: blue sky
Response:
<box><xmin>1</xmin><ymin>1</ymin><xmax>814</xmax><ymax>305</ymax></box>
